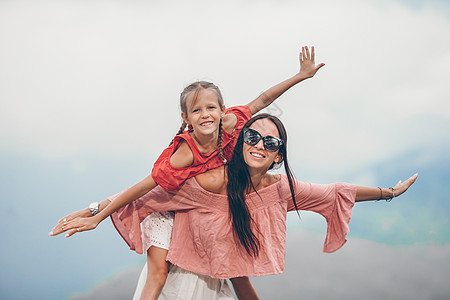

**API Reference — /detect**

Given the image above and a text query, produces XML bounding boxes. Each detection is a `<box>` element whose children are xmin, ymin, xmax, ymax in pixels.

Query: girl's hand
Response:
<box><xmin>298</xmin><ymin>46</ymin><xmax>325</xmax><ymax>79</ymax></box>
<box><xmin>391</xmin><ymin>173</ymin><xmax>419</xmax><ymax>198</ymax></box>
<box><xmin>49</xmin><ymin>208</ymin><xmax>96</xmax><ymax>237</ymax></box>
<box><xmin>50</xmin><ymin>215</ymin><xmax>101</xmax><ymax>237</ymax></box>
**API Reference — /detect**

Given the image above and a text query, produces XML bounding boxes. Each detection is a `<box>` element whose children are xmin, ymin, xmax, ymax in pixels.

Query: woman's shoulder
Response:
<box><xmin>194</xmin><ymin>166</ymin><xmax>227</xmax><ymax>195</ymax></box>
<box><xmin>263</xmin><ymin>174</ymin><xmax>294</xmax><ymax>196</ymax></box>
<box><xmin>263</xmin><ymin>173</ymin><xmax>283</xmax><ymax>187</ymax></box>
<box><xmin>251</xmin><ymin>174</ymin><xmax>284</xmax><ymax>194</ymax></box>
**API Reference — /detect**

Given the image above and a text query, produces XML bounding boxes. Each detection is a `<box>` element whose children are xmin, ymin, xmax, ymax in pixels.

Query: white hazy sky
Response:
<box><xmin>1</xmin><ymin>0</ymin><xmax>449</xmax><ymax>299</ymax></box>
<box><xmin>1</xmin><ymin>0</ymin><xmax>449</xmax><ymax>175</ymax></box>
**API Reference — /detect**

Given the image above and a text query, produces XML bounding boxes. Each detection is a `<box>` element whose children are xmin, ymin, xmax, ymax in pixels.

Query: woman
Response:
<box><xmin>54</xmin><ymin>114</ymin><xmax>417</xmax><ymax>299</ymax></box>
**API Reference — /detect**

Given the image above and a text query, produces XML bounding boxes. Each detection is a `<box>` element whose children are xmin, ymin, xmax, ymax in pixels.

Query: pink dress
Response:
<box><xmin>111</xmin><ymin>175</ymin><xmax>356</xmax><ymax>279</ymax></box>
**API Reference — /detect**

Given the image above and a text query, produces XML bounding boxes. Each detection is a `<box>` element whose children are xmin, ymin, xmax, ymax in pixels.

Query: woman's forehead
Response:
<box><xmin>249</xmin><ymin>119</ymin><xmax>279</xmax><ymax>138</ymax></box>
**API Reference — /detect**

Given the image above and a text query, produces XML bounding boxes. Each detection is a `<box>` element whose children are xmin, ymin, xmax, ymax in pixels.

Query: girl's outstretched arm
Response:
<box><xmin>50</xmin><ymin>142</ymin><xmax>195</xmax><ymax>237</ymax></box>
<box><xmin>246</xmin><ymin>46</ymin><xmax>325</xmax><ymax>115</ymax></box>
<box><xmin>50</xmin><ymin>175</ymin><xmax>157</xmax><ymax>237</ymax></box>
<box><xmin>50</xmin><ymin>198</ymin><xmax>111</xmax><ymax>236</ymax></box>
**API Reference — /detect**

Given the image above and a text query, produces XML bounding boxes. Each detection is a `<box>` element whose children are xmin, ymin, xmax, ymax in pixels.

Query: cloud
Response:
<box><xmin>72</xmin><ymin>229</ymin><xmax>450</xmax><ymax>299</ymax></box>
<box><xmin>1</xmin><ymin>0</ymin><xmax>449</xmax><ymax>177</ymax></box>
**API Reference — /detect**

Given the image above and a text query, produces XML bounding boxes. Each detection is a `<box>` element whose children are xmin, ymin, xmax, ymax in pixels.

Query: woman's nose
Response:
<box><xmin>254</xmin><ymin>139</ymin><xmax>265</xmax><ymax>150</ymax></box>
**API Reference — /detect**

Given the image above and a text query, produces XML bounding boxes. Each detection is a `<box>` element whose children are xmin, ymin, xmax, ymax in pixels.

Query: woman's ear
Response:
<box><xmin>274</xmin><ymin>154</ymin><xmax>282</xmax><ymax>164</ymax></box>
<box><xmin>221</xmin><ymin>104</ymin><xmax>226</xmax><ymax>117</ymax></box>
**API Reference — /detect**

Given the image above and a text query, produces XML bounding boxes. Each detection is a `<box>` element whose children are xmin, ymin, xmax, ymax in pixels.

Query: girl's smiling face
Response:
<box><xmin>182</xmin><ymin>88</ymin><xmax>225</xmax><ymax>137</ymax></box>
<box><xmin>243</xmin><ymin>119</ymin><xmax>282</xmax><ymax>172</ymax></box>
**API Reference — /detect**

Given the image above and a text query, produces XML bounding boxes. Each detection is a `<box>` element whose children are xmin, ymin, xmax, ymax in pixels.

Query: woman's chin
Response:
<box><xmin>244</xmin><ymin>158</ymin><xmax>273</xmax><ymax>172</ymax></box>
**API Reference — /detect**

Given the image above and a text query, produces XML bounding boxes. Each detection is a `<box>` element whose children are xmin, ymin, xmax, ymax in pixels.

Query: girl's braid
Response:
<box><xmin>217</xmin><ymin>118</ymin><xmax>226</xmax><ymax>163</ymax></box>
<box><xmin>169</xmin><ymin>120</ymin><xmax>187</xmax><ymax>146</ymax></box>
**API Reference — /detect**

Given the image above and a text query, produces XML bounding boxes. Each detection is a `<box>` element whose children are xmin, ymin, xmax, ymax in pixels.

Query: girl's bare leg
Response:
<box><xmin>140</xmin><ymin>246</ymin><xmax>170</xmax><ymax>300</ymax></box>
<box><xmin>230</xmin><ymin>276</ymin><xmax>259</xmax><ymax>300</ymax></box>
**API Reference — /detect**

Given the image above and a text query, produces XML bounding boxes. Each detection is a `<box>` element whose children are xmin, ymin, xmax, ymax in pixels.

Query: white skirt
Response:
<box><xmin>141</xmin><ymin>211</ymin><xmax>174</xmax><ymax>251</ymax></box>
<box><xmin>133</xmin><ymin>264</ymin><xmax>235</xmax><ymax>300</ymax></box>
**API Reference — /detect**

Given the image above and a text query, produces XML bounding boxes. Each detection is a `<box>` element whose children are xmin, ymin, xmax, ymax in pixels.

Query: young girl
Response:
<box><xmin>50</xmin><ymin>46</ymin><xmax>325</xmax><ymax>299</ymax></box>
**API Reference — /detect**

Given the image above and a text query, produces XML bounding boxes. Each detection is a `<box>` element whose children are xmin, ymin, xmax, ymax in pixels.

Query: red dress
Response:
<box><xmin>151</xmin><ymin>105</ymin><xmax>252</xmax><ymax>191</ymax></box>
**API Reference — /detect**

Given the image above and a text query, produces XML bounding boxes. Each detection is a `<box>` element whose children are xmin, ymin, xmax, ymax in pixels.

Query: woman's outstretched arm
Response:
<box><xmin>246</xmin><ymin>45</ymin><xmax>325</xmax><ymax>115</ymax></box>
<box><xmin>356</xmin><ymin>173</ymin><xmax>418</xmax><ymax>202</ymax></box>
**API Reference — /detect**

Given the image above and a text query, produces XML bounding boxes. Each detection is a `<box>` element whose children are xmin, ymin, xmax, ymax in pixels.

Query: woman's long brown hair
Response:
<box><xmin>226</xmin><ymin>114</ymin><xmax>298</xmax><ymax>257</ymax></box>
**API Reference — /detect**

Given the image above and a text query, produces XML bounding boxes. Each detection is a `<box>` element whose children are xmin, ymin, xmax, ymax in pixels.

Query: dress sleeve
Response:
<box><xmin>287</xmin><ymin>181</ymin><xmax>357</xmax><ymax>253</ymax></box>
<box><xmin>109</xmin><ymin>184</ymin><xmax>199</xmax><ymax>254</ymax></box>
<box><xmin>151</xmin><ymin>135</ymin><xmax>193</xmax><ymax>191</ymax></box>
<box><xmin>225</xmin><ymin>105</ymin><xmax>252</xmax><ymax>130</ymax></box>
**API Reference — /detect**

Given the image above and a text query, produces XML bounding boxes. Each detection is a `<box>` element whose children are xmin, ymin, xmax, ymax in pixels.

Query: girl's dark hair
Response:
<box><xmin>170</xmin><ymin>81</ymin><xmax>226</xmax><ymax>162</ymax></box>
<box><xmin>226</xmin><ymin>113</ymin><xmax>298</xmax><ymax>257</ymax></box>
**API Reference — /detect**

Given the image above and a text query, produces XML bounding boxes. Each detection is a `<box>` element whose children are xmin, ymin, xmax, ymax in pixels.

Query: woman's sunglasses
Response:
<box><xmin>243</xmin><ymin>128</ymin><xmax>283</xmax><ymax>152</ymax></box>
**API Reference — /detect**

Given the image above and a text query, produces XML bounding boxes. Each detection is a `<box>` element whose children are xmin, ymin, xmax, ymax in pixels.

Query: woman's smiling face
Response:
<box><xmin>243</xmin><ymin>118</ymin><xmax>282</xmax><ymax>172</ymax></box>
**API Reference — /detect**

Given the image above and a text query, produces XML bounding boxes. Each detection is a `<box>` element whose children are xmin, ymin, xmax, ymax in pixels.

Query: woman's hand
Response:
<box><xmin>297</xmin><ymin>46</ymin><xmax>325</xmax><ymax>79</ymax></box>
<box><xmin>356</xmin><ymin>173</ymin><xmax>418</xmax><ymax>202</ymax></box>
<box><xmin>392</xmin><ymin>173</ymin><xmax>419</xmax><ymax>198</ymax></box>
<box><xmin>49</xmin><ymin>208</ymin><xmax>98</xmax><ymax>237</ymax></box>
